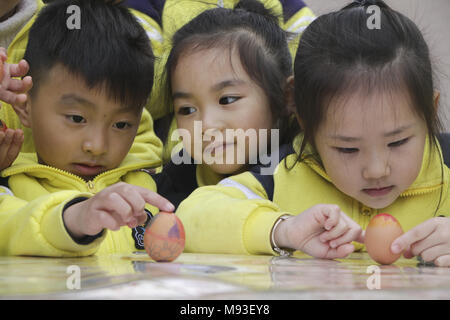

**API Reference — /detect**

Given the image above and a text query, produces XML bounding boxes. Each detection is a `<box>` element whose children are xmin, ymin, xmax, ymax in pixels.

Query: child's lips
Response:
<box><xmin>203</xmin><ymin>141</ymin><xmax>235</xmax><ymax>155</ymax></box>
<box><xmin>362</xmin><ymin>186</ymin><xmax>394</xmax><ymax>197</ymax></box>
<box><xmin>73</xmin><ymin>163</ymin><xmax>106</xmax><ymax>176</ymax></box>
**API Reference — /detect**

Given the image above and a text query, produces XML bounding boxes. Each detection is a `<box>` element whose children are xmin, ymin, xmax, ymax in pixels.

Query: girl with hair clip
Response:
<box><xmin>176</xmin><ymin>0</ymin><xmax>450</xmax><ymax>266</ymax></box>
<box><xmin>153</xmin><ymin>0</ymin><xmax>298</xmax><ymax>208</ymax></box>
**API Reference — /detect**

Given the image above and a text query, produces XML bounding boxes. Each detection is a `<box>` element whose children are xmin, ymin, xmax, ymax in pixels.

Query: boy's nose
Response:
<box><xmin>82</xmin><ymin>134</ymin><xmax>108</xmax><ymax>156</ymax></box>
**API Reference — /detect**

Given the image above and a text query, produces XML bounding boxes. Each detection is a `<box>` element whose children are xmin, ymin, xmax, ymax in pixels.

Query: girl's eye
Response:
<box><xmin>67</xmin><ymin>115</ymin><xmax>85</xmax><ymax>123</ymax></box>
<box><xmin>219</xmin><ymin>96</ymin><xmax>239</xmax><ymax>105</ymax></box>
<box><xmin>114</xmin><ymin>122</ymin><xmax>131</xmax><ymax>129</ymax></box>
<box><xmin>177</xmin><ymin>106</ymin><xmax>196</xmax><ymax>116</ymax></box>
<box><xmin>336</xmin><ymin>147</ymin><xmax>359</xmax><ymax>154</ymax></box>
<box><xmin>388</xmin><ymin>137</ymin><xmax>409</xmax><ymax>148</ymax></box>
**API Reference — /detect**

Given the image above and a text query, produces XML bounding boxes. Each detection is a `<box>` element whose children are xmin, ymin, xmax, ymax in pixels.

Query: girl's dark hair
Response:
<box><xmin>160</xmin><ymin>0</ymin><xmax>295</xmax><ymax>144</ymax></box>
<box><xmin>25</xmin><ymin>0</ymin><xmax>154</xmax><ymax>111</ymax></box>
<box><xmin>293</xmin><ymin>0</ymin><xmax>442</xmax><ymax>158</ymax></box>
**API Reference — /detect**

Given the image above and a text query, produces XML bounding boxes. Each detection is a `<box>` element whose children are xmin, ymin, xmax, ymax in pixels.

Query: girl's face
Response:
<box><xmin>171</xmin><ymin>47</ymin><xmax>273</xmax><ymax>174</ymax></box>
<box><xmin>313</xmin><ymin>89</ymin><xmax>428</xmax><ymax>209</ymax></box>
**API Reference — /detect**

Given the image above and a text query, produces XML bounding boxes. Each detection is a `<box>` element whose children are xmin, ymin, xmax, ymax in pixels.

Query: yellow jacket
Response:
<box><xmin>2</xmin><ymin>0</ymin><xmax>164</xmax><ymax>164</ymax></box>
<box><xmin>0</xmin><ymin>153</ymin><xmax>158</xmax><ymax>257</ymax></box>
<box><xmin>176</xmin><ymin>136</ymin><xmax>449</xmax><ymax>255</ymax></box>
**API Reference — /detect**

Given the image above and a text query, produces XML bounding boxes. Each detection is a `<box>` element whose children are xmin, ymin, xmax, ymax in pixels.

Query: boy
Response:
<box><xmin>0</xmin><ymin>0</ymin><xmax>174</xmax><ymax>257</ymax></box>
<box><xmin>0</xmin><ymin>0</ymin><xmax>164</xmax><ymax>170</ymax></box>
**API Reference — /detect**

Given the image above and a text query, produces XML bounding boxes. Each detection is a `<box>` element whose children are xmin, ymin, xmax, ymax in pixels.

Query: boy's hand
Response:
<box><xmin>274</xmin><ymin>204</ymin><xmax>363</xmax><ymax>259</ymax></box>
<box><xmin>63</xmin><ymin>182</ymin><xmax>175</xmax><ymax>240</ymax></box>
<box><xmin>0</xmin><ymin>47</ymin><xmax>33</xmax><ymax>108</ymax></box>
<box><xmin>0</xmin><ymin>128</ymin><xmax>23</xmax><ymax>170</ymax></box>
<box><xmin>391</xmin><ymin>217</ymin><xmax>450</xmax><ymax>267</ymax></box>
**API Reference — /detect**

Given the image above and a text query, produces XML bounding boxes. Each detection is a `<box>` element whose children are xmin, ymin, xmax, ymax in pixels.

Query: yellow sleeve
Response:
<box><xmin>437</xmin><ymin>166</ymin><xmax>450</xmax><ymax>217</ymax></box>
<box><xmin>0</xmin><ymin>188</ymin><xmax>104</xmax><ymax>257</ymax></box>
<box><xmin>283</xmin><ymin>6</ymin><xmax>316</xmax><ymax>62</ymax></box>
<box><xmin>176</xmin><ymin>172</ymin><xmax>286</xmax><ymax>255</ymax></box>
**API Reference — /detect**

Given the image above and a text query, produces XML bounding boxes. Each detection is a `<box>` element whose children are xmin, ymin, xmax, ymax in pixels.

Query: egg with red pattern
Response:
<box><xmin>365</xmin><ymin>213</ymin><xmax>404</xmax><ymax>265</ymax></box>
<box><xmin>144</xmin><ymin>211</ymin><xmax>185</xmax><ymax>262</ymax></box>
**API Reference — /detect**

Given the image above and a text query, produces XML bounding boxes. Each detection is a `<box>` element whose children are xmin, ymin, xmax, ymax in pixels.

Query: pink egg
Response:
<box><xmin>365</xmin><ymin>213</ymin><xmax>404</xmax><ymax>265</ymax></box>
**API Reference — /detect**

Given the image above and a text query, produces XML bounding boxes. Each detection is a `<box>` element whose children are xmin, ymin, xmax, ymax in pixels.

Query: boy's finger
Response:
<box><xmin>107</xmin><ymin>192</ymin><xmax>134</xmax><ymax>223</ymax></box>
<box><xmin>137</xmin><ymin>187</ymin><xmax>175</xmax><ymax>212</ymax></box>
<box><xmin>391</xmin><ymin>219</ymin><xmax>437</xmax><ymax>254</ymax></box>
<box><xmin>117</xmin><ymin>185</ymin><xmax>147</xmax><ymax>215</ymax></box>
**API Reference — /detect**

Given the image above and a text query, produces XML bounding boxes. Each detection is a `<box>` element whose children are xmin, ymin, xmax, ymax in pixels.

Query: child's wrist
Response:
<box><xmin>62</xmin><ymin>197</ymin><xmax>89</xmax><ymax>240</ymax></box>
<box><xmin>271</xmin><ymin>214</ymin><xmax>295</xmax><ymax>256</ymax></box>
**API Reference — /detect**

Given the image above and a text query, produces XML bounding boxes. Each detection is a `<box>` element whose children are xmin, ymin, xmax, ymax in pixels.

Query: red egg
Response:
<box><xmin>365</xmin><ymin>213</ymin><xmax>404</xmax><ymax>265</ymax></box>
<box><xmin>144</xmin><ymin>211</ymin><xmax>185</xmax><ymax>262</ymax></box>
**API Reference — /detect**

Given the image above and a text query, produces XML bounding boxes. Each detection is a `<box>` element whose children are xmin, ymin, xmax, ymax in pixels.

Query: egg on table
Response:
<box><xmin>364</xmin><ymin>213</ymin><xmax>404</xmax><ymax>265</ymax></box>
<box><xmin>144</xmin><ymin>211</ymin><xmax>185</xmax><ymax>262</ymax></box>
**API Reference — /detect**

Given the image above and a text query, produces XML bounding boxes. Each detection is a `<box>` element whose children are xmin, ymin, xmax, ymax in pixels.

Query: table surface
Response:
<box><xmin>1</xmin><ymin>252</ymin><xmax>449</xmax><ymax>299</ymax></box>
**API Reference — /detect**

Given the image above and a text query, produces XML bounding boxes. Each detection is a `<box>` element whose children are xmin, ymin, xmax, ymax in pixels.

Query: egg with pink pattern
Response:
<box><xmin>144</xmin><ymin>212</ymin><xmax>185</xmax><ymax>262</ymax></box>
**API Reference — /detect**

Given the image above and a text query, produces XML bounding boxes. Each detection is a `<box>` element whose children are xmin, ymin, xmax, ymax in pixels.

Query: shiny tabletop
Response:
<box><xmin>0</xmin><ymin>252</ymin><xmax>449</xmax><ymax>299</ymax></box>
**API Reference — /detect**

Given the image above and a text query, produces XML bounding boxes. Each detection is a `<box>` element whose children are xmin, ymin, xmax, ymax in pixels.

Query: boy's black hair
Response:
<box><xmin>160</xmin><ymin>0</ymin><xmax>295</xmax><ymax>145</ymax></box>
<box><xmin>25</xmin><ymin>0</ymin><xmax>154</xmax><ymax>111</ymax></box>
<box><xmin>293</xmin><ymin>0</ymin><xmax>442</xmax><ymax>158</ymax></box>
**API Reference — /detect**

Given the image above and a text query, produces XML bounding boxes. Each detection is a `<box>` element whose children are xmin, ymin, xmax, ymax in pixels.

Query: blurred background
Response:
<box><xmin>305</xmin><ymin>0</ymin><xmax>450</xmax><ymax>132</ymax></box>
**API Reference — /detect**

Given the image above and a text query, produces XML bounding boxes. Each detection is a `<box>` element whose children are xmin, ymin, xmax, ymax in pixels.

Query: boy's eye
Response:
<box><xmin>219</xmin><ymin>96</ymin><xmax>239</xmax><ymax>105</ymax></box>
<box><xmin>388</xmin><ymin>137</ymin><xmax>409</xmax><ymax>147</ymax></box>
<box><xmin>114</xmin><ymin>122</ymin><xmax>131</xmax><ymax>129</ymax></box>
<box><xmin>336</xmin><ymin>147</ymin><xmax>359</xmax><ymax>154</ymax></box>
<box><xmin>177</xmin><ymin>106</ymin><xmax>196</xmax><ymax>116</ymax></box>
<box><xmin>67</xmin><ymin>115</ymin><xmax>85</xmax><ymax>123</ymax></box>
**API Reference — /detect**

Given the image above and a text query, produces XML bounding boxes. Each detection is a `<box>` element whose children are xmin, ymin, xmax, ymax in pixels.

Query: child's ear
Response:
<box><xmin>13</xmin><ymin>94</ymin><xmax>32</xmax><ymax>128</ymax></box>
<box><xmin>285</xmin><ymin>75</ymin><xmax>295</xmax><ymax>115</ymax></box>
<box><xmin>433</xmin><ymin>90</ymin><xmax>440</xmax><ymax>111</ymax></box>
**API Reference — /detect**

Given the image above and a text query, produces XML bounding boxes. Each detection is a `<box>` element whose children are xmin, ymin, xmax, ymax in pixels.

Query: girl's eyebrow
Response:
<box><xmin>329</xmin><ymin>124</ymin><xmax>415</xmax><ymax>141</ymax></box>
<box><xmin>172</xmin><ymin>91</ymin><xmax>191</xmax><ymax>100</ymax></box>
<box><xmin>383</xmin><ymin>124</ymin><xmax>415</xmax><ymax>137</ymax></box>
<box><xmin>211</xmin><ymin>79</ymin><xmax>246</xmax><ymax>92</ymax></box>
<box><xmin>172</xmin><ymin>79</ymin><xmax>246</xmax><ymax>100</ymax></box>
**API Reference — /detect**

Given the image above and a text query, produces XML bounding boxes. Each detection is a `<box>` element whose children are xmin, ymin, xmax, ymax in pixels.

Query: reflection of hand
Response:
<box><xmin>0</xmin><ymin>128</ymin><xmax>23</xmax><ymax>170</ymax></box>
<box><xmin>0</xmin><ymin>47</ymin><xmax>33</xmax><ymax>108</ymax></box>
<box><xmin>391</xmin><ymin>217</ymin><xmax>450</xmax><ymax>267</ymax></box>
<box><xmin>63</xmin><ymin>182</ymin><xmax>174</xmax><ymax>240</ymax></box>
<box><xmin>274</xmin><ymin>204</ymin><xmax>364</xmax><ymax>259</ymax></box>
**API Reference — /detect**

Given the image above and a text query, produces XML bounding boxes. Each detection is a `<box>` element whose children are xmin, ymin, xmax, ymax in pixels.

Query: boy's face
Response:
<box><xmin>24</xmin><ymin>65</ymin><xmax>142</xmax><ymax>181</ymax></box>
<box><xmin>313</xmin><ymin>89</ymin><xmax>428</xmax><ymax>209</ymax></box>
<box><xmin>0</xmin><ymin>0</ymin><xmax>20</xmax><ymax>21</ymax></box>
